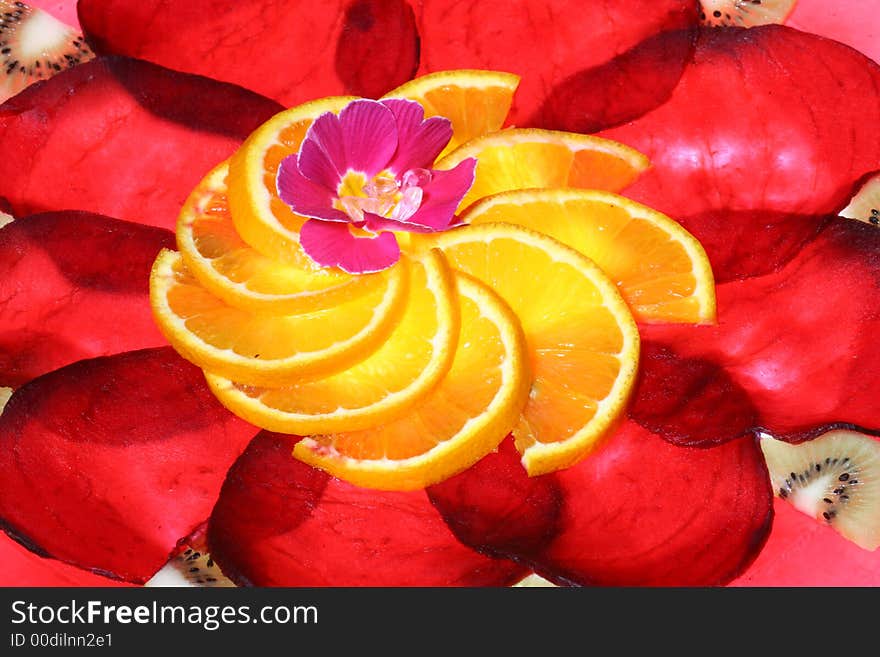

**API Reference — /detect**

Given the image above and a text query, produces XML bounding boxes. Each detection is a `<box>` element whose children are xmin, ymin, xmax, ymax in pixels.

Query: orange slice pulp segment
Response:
<box><xmin>382</xmin><ymin>69</ymin><xmax>520</xmax><ymax>158</ymax></box>
<box><xmin>227</xmin><ymin>96</ymin><xmax>355</xmax><ymax>264</ymax></box>
<box><xmin>462</xmin><ymin>189</ymin><xmax>716</xmax><ymax>324</ymax></box>
<box><xmin>436</xmin><ymin>128</ymin><xmax>650</xmax><ymax>212</ymax></box>
<box><xmin>178</xmin><ymin>160</ymin><xmax>386</xmax><ymax>314</ymax></box>
<box><xmin>149</xmin><ymin>249</ymin><xmax>407</xmax><ymax>387</ymax></box>
<box><xmin>293</xmin><ymin>273</ymin><xmax>530</xmax><ymax>491</ymax></box>
<box><xmin>204</xmin><ymin>249</ymin><xmax>460</xmax><ymax>435</ymax></box>
<box><xmin>421</xmin><ymin>223</ymin><xmax>640</xmax><ymax>476</ymax></box>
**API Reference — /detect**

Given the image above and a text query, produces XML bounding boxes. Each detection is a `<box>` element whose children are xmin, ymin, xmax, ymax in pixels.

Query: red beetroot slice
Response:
<box><xmin>0</xmin><ymin>56</ymin><xmax>282</xmax><ymax>229</ymax></box>
<box><xmin>78</xmin><ymin>0</ymin><xmax>418</xmax><ymax>106</ymax></box>
<box><xmin>0</xmin><ymin>347</ymin><xmax>259</xmax><ymax>583</ymax></box>
<box><xmin>208</xmin><ymin>432</ymin><xmax>527</xmax><ymax>586</ymax></box>
<box><xmin>731</xmin><ymin>499</ymin><xmax>880</xmax><ymax>586</ymax></box>
<box><xmin>415</xmin><ymin>0</ymin><xmax>698</xmax><ymax>127</ymax></box>
<box><xmin>0</xmin><ymin>212</ymin><xmax>172</xmax><ymax>387</ymax></box>
<box><xmin>603</xmin><ymin>25</ymin><xmax>880</xmax><ymax>220</ymax></box>
<box><xmin>433</xmin><ymin>422</ymin><xmax>772</xmax><ymax>586</ymax></box>
<box><xmin>1</xmin><ymin>530</ymin><xmax>132</xmax><ymax>587</ymax></box>
<box><xmin>640</xmin><ymin>218</ymin><xmax>880</xmax><ymax>442</ymax></box>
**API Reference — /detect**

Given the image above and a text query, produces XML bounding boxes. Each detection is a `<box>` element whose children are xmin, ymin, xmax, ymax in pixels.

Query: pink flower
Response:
<box><xmin>276</xmin><ymin>98</ymin><xmax>476</xmax><ymax>273</ymax></box>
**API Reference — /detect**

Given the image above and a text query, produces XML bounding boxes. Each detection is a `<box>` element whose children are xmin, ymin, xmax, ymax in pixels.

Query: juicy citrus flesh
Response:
<box><xmin>149</xmin><ymin>249</ymin><xmax>408</xmax><ymax>387</ymax></box>
<box><xmin>436</xmin><ymin>128</ymin><xmax>651</xmax><ymax>212</ymax></box>
<box><xmin>204</xmin><ymin>250</ymin><xmax>461</xmax><ymax>435</ymax></box>
<box><xmin>227</xmin><ymin>96</ymin><xmax>356</xmax><ymax>263</ymax></box>
<box><xmin>422</xmin><ymin>223</ymin><xmax>640</xmax><ymax>475</ymax></box>
<box><xmin>178</xmin><ymin>160</ymin><xmax>386</xmax><ymax>314</ymax></box>
<box><xmin>294</xmin><ymin>273</ymin><xmax>530</xmax><ymax>491</ymax></box>
<box><xmin>382</xmin><ymin>69</ymin><xmax>520</xmax><ymax>158</ymax></box>
<box><xmin>462</xmin><ymin>189</ymin><xmax>716</xmax><ymax>324</ymax></box>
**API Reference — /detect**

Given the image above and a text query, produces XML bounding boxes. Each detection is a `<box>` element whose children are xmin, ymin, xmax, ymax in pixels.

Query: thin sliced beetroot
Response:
<box><xmin>208</xmin><ymin>432</ymin><xmax>527</xmax><ymax>586</ymax></box>
<box><xmin>0</xmin><ymin>347</ymin><xmax>259</xmax><ymax>583</ymax></box>
<box><xmin>1</xmin><ymin>530</ymin><xmax>132</xmax><ymax>587</ymax></box>
<box><xmin>731</xmin><ymin>499</ymin><xmax>880</xmax><ymax>587</ymax></box>
<box><xmin>0</xmin><ymin>56</ymin><xmax>282</xmax><ymax>229</ymax></box>
<box><xmin>537</xmin><ymin>27</ymin><xmax>697</xmax><ymax>134</ymax></box>
<box><xmin>79</xmin><ymin>1</ymin><xmax>418</xmax><ymax>106</ymax></box>
<box><xmin>640</xmin><ymin>218</ymin><xmax>880</xmax><ymax>442</ymax></box>
<box><xmin>415</xmin><ymin>0</ymin><xmax>698</xmax><ymax>127</ymax></box>
<box><xmin>433</xmin><ymin>422</ymin><xmax>772</xmax><ymax>586</ymax></box>
<box><xmin>0</xmin><ymin>212</ymin><xmax>172</xmax><ymax>387</ymax></box>
<box><xmin>603</xmin><ymin>26</ymin><xmax>880</xmax><ymax>219</ymax></box>
<box><xmin>428</xmin><ymin>437</ymin><xmax>563</xmax><ymax>558</ymax></box>
<box><xmin>628</xmin><ymin>342</ymin><xmax>759</xmax><ymax>446</ymax></box>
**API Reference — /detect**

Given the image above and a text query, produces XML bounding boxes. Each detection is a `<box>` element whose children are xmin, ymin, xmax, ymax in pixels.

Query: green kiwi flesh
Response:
<box><xmin>839</xmin><ymin>174</ymin><xmax>880</xmax><ymax>227</ymax></box>
<box><xmin>761</xmin><ymin>429</ymin><xmax>880</xmax><ymax>551</ymax></box>
<box><xmin>0</xmin><ymin>0</ymin><xmax>94</xmax><ymax>102</ymax></box>
<box><xmin>699</xmin><ymin>0</ymin><xmax>797</xmax><ymax>28</ymax></box>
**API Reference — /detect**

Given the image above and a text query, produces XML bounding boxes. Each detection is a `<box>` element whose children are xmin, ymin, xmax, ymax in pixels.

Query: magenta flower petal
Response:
<box><xmin>299</xmin><ymin>218</ymin><xmax>400</xmax><ymax>274</ymax></box>
<box><xmin>407</xmin><ymin>158</ymin><xmax>477</xmax><ymax>229</ymax></box>
<box><xmin>276</xmin><ymin>155</ymin><xmax>349</xmax><ymax>223</ymax></box>
<box><xmin>0</xmin><ymin>348</ymin><xmax>259</xmax><ymax>583</ymax></box>
<box><xmin>296</xmin><ymin>110</ymin><xmax>348</xmax><ymax>191</ymax></box>
<box><xmin>382</xmin><ymin>98</ymin><xmax>453</xmax><ymax>173</ymax></box>
<box><xmin>338</xmin><ymin>99</ymin><xmax>399</xmax><ymax>177</ymax></box>
<box><xmin>208</xmin><ymin>432</ymin><xmax>527</xmax><ymax>586</ymax></box>
<box><xmin>0</xmin><ymin>56</ymin><xmax>283</xmax><ymax>229</ymax></box>
<box><xmin>0</xmin><ymin>212</ymin><xmax>173</xmax><ymax>387</ymax></box>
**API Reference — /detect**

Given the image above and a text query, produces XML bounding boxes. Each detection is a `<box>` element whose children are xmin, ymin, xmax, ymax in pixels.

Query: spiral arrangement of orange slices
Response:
<box><xmin>149</xmin><ymin>70</ymin><xmax>716</xmax><ymax>491</ymax></box>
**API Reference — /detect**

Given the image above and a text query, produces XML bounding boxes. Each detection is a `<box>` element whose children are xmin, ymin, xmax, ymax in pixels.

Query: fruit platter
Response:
<box><xmin>1</xmin><ymin>0</ymin><xmax>879</xmax><ymax>587</ymax></box>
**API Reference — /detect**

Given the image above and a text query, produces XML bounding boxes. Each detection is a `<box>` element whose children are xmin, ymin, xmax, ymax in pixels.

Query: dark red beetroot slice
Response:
<box><xmin>78</xmin><ymin>1</ymin><xmax>418</xmax><ymax>106</ymax></box>
<box><xmin>603</xmin><ymin>25</ymin><xmax>880</xmax><ymax>220</ymax></box>
<box><xmin>0</xmin><ymin>56</ymin><xmax>282</xmax><ymax>230</ymax></box>
<box><xmin>428</xmin><ymin>437</ymin><xmax>563</xmax><ymax>559</ymax></box>
<box><xmin>639</xmin><ymin>218</ymin><xmax>880</xmax><ymax>442</ymax></box>
<box><xmin>432</xmin><ymin>421</ymin><xmax>772</xmax><ymax>586</ymax></box>
<box><xmin>208</xmin><ymin>432</ymin><xmax>527</xmax><ymax>586</ymax></box>
<box><xmin>0</xmin><ymin>212</ymin><xmax>172</xmax><ymax>387</ymax></box>
<box><xmin>731</xmin><ymin>499</ymin><xmax>880</xmax><ymax>587</ymax></box>
<box><xmin>416</xmin><ymin>0</ymin><xmax>698</xmax><ymax>127</ymax></box>
<box><xmin>1</xmin><ymin>530</ymin><xmax>132</xmax><ymax>587</ymax></box>
<box><xmin>0</xmin><ymin>347</ymin><xmax>259</xmax><ymax>583</ymax></box>
<box><xmin>536</xmin><ymin>26</ymin><xmax>697</xmax><ymax>134</ymax></box>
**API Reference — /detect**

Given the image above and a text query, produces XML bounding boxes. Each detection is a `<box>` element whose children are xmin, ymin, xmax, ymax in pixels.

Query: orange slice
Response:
<box><xmin>382</xmin><ymin>69</ymin><xmax>520</xmax><ymax>158</ymax></box>
<box><xmin>436</xmin><ymin>128</ymin><xmax>650</xmax><ymax>212</ymax></box>
<box><xmin>293</xmin><ymin>273</ymin><xmax>530</xmax><ymax>491</ymax></box>
<box><xmin>205</xmin><ymin>250</ymin><xmax>459</xmax><ymax>434</ymax></box>
<box><xmin>421</xmin><ymin>223</ymin><xmax>640</xmax><ymax>476</ymax></box>
<box><xmin>178</xmin><ymin>160</ymin><xmax>385</xmax><ymax>314</ymax></box>
<box><xmin>462</xmin><ymin>189</ymin><xmax>716</xmax><ymax>324</ymax></box>
<box><xmin>149</xmin><ymin>249</ymin><xmax>407</xmax><ymax>387</ymax></box>
<box><xmin>227</xmin><ymin>96</ymin><xmax>355</xmax><ymax>264</ymax></box>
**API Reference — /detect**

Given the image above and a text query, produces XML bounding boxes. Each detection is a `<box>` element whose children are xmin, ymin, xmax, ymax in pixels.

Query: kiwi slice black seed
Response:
<box><xmin>146</xmin><ymin>546</ymin><xmax>235</xmax><ymax>588</ymax></box>
<box><xmin>839</xmin><ymin>174</ymin><xmax>880</xmax><ymax>227</ymax></box>
<box><xmin>698</xmin><ymin>0</ymin><xmax>796</xmax><ymax>28</ymax></box>
<box><xmin>761</xmin><ymin>429</ymin><xmax>880</xmax><ymax>550</ymax></box>
<box><xmin>0</xmin><ymin>0</ymin><xmax>94</xmax><ymax>102</ymax></box>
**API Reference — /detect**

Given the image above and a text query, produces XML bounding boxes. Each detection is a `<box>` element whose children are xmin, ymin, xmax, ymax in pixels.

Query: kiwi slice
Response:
<box><xmin>0</xmin><ymin>0</ymin><xmax>94</xmax><ymax>102</ymax></box>
<box><xmin>839</xmin><ymin>174</ymin><xmax>880</xmax><ymax>227</ymax></box>
<box><xmin>761</xmin><ymin>430</ymin><xmax>880</xmax><ymax>550</ymax></box>
<box><xmin>699</xmin><ymin>0</ymin><xmax>797</xmax><ymax>27</ymax></box>
<box><xmin>145</xmin><ymin>545</ymin><xmax>235</xmax><ymax>588</ymax></box>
